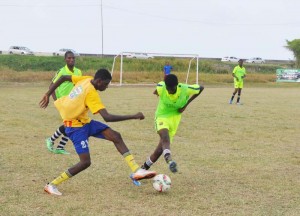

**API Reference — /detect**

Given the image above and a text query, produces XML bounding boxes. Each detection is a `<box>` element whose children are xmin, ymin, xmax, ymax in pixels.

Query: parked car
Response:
<box><xmin>221</xmin><ymin>56</ymin><xmax>239</xmax><ymax>62</ymax></box>
<box><xmin>53</xmin><ymin>48</ymin><xmax>80</xmax><ymax>56</ymax></box>
<box><xmin>246</xmin><ymin>57</ymin><xmax>265</xmax><ymax>64</ymax></box>
<box><xmin>8</xmin><ymin>46</ymin><xmax>34</xmax><ymax>55</ymax></box>
<box><xmin>126</xmin><ymin>53</ymin><xmax>153</xmax><ymax>59</ymax></box>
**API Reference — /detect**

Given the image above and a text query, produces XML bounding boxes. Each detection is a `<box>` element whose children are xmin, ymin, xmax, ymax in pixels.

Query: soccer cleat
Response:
<box><xmin>236</xmin><ymin>102</ymin><xmax>243</xmax><ymax>105</ymax></box>
<box><xmin>46</xmin><ymin>138</ymin><xmax>54</xmax><ymax>152</ymax></box>
<box><xmin>44</xmin><ymin>183</ymin><xmax>62</xmax><ymax>196</ymax></box>
<box><xmin>129</xmin><ymin>174</ymin><xmax>141</xmax><ymax>186</ymax></box>
<box><xmin>130</xmin><ymin>168</ymin><xmax>157</xmax><ymax>181</ymax></box>
<box><xmin>229</xmin><ymin>99</ymin><xmax>233</xmax><ymax>104</ymax></box>
<box><xmin>53</xmin><ymin>149</ymin><xmax>70</xmax><ymax>155</ymax></box>
<box><xmin>168</xmin><ymin>161</ymin><xmax>178</xmax><ymax>173</ymax></box>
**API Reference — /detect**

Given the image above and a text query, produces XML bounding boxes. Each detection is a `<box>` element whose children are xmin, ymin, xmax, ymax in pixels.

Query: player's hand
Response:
<box><xmin>178</xmin><ymin>106</ymin><xmax>186</xmax><ymax>113</ymax></box>
<box><xmin>39</xmin><ymin>94</ymin><xmax>50</xmax><ymax>109</ymax></box>
<box><xmin>134</xmin><ymin>112</ymin><xmax>145</xmax><ymax>120</ymax></box>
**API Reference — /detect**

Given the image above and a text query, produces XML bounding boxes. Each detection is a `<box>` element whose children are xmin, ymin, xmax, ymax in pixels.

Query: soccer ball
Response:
<box><xmin>152</xmin><ymin>174</ymin><xmax>171</xmax><ymax>192</ymax></box>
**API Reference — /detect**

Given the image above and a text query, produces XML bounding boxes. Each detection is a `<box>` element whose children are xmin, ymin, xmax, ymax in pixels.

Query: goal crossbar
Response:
<box><xmin>111</xmin><ymin>52</ymin><xmax>199</xmax><ymax>86</ymax></box>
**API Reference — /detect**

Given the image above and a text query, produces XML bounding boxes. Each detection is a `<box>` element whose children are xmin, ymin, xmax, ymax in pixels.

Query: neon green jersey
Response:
<box><xmin>232</xmin><ymin>65</ymin><xmax>246</xmax><ymax>80</ymax></box>
<box><xmin>52</xmin><ymin>65</ymin><xmax>82</xmax><ymax>99</ymax></box>
<box><xmin>155</xmin><ymin>81</ymin><xmax>200</xmax><ymax>118</ymax></box>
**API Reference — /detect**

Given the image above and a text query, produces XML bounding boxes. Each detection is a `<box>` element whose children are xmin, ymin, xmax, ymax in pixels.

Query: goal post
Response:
<box><xmin>111</xmin><ymin>52</ymin><xmax>199</xmax><ymax>86</ymax></box>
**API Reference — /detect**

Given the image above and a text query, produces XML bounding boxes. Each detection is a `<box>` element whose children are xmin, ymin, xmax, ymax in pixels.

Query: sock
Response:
<box><xmin>50</xmin><ymin>170</ymin><xmax>72</xmax><ymax>186</ymax></box>
<box><xmin>141</xmin><ymin>157</ymin><xmax>153</xmax><ymax>170</ymax></box>
<box><xmin>163</xmin><ymin>149</ymin><xmax>172</xmax><ymax>163</ymax></box>
<box><xmin>50</xmin><ymin>126</ymin><xmax>64</xmax><ymax>142</ymax></box>
<box><xmin>230</xmin><ymin>94</ymin><xmax>235</xmax><ymax>101</ymax></box>
<box><xmin>123</xmin><ymin>152</ymin><xmax>139</xmax><ymax>172</ymax></box>
<box><xmin>237</xmin><ymin>94</ymin><xmax>241</xmax><ymax>103</ymax></box>
<box><xmin>56</xmin><ymin>136</ymin><xmax>69</xmax><ymax>150</ymax></box>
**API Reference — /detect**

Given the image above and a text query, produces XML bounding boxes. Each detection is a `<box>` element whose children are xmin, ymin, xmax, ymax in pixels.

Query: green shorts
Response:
<box><xmin>234</xmin><ymin>80</ymin><xmax>244</xmax><ymax>88</ymax></box>
<box><xmin>155</xmin><ymin>115</ymin><xmax>181</xmax><ymax>142</ymax></box>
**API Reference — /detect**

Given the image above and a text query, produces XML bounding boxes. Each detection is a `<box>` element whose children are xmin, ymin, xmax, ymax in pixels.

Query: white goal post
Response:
<box><xmin>111</xmin><ymin>52</ymin><xmax>199</xmax><ymax>86</ymax></box>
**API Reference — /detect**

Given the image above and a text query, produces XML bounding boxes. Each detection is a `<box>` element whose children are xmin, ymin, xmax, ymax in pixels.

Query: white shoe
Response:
<box><xmin>130</xmin><ymin>168</ymin><xmax>157</xmax><ymax>181</ymax></box>
<box><xmin>44</xmin><ymin>183</ymin><xmax>62</xmax><ymax>196</ymax></box>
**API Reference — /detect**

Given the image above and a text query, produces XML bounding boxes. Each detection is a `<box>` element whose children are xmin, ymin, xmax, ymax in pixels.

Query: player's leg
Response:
<box><xmin>53</xmin><ymin>126</ymin><xmax>70</xmax><ymax>155</ymax></box>
<box><xmin>141</xmin><ymin>139</ymin><xmax>163</xmax><ymax>170</ymax></box>
<box><xmin>237</xmin><ymin>88</ymin><xmax>242</xmax><ymax>104</ymax></box>
<box><xmin>45</xmin><ymin>125</ymin><xmax>65</xmax><ymax>152</ymax></box>
<box><xmin>230</xmin><ymin>87</ymin><xmax>238</xmax><ymax>104</ymax></box>
<box><xmin>88</xmin><ymin>120</ymin><xmax>156</xmax><ymax>182</ymax></box>
<box><xmin>44</xmin><ymin>127</ymin><xmax>90</xmax><ymax>195</ymax></box>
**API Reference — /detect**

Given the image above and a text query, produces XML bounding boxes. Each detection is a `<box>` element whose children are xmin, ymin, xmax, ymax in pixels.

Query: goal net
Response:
<box><xmin>111</xmin><ymin>52</ymin><xmax>199</xmax><ymax>86</ymax></box>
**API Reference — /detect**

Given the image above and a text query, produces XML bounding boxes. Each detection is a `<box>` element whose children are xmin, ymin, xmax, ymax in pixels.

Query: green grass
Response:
<box><xmin>1</xmin><ymin>83</ymin><xmax>300</xmax><ymax>215</ymax></box>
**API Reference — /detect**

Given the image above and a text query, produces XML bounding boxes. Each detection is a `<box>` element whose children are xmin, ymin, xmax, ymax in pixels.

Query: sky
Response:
<box><xmin>0</xmin><ymin>0</ymin><xmax>299</xmax><ymax>60</ymax></box>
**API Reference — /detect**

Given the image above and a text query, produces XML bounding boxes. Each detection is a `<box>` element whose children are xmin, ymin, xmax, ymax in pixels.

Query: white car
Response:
<box><xmin>246</xmin><ymin>57</ymin><xmax>265</xmax><ymax>64</ymax></box>
<box><xmin>8</xmin><ymin>46</ymin><xmax>34</xmax><ymax>55</ymax></box>
<box><xmin>53</xmin><ymin>48</ymin><xmax>80</xmax><ymax>56</ymax></box>
<box><xmin>221</xmin><ymin>56</ymin><xmax>239</xmax><ymax>62</ymax></box>
<box><xmin>126</xmin><ymin>53</ymin><xmax>153</xmax><ymax>59</ymax></box>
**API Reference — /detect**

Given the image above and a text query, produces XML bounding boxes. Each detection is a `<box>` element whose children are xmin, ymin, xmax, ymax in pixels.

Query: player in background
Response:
<box><xmin>163</xmin><ymin>61</ymin><xmax>173</xmax><ymax>80</ymax></box>
<box><xmin>229</xmin><ymin>59</ymin><xmax>246</xmax><ymax>105</ymax></box>
<box><xmin>46</xmin><ymin>51</ymin><xmax>82</xmax><ymax>154</ymax></box>
<box><xmin>141</xmin><ymin>74</ymin><xmax>204</xmax><ymax>173</ymax></box>
<box><xmin>39</xmin><ymin>69</ymin><xmax>157</xmax><ymax>195</ymax></box>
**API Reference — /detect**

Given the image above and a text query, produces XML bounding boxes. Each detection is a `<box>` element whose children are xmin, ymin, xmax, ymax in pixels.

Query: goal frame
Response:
<box><xmin>111</xmin><ymin>52</ymin><xmax>199</xmax><ymax>86</ymax></box>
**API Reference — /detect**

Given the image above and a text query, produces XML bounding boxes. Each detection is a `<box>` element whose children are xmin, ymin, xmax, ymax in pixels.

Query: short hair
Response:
<box><xmin>65</xmin><ymin>51</ymin><xmax>74</xmax><ymax>58</ymax></box>
<box><xmin>238</xmin><ymin>59</ymin><xmax>243</xmax><ymax>62</ymax></box>
<box><xmin>165</xmin><ymin>74</ymin><xmax>178</xmax><ymax>87</ymax></box>
<box><xmin>94</xmin><ymin>69</ymin><xmax>112</xmax><ymax>81</ymax></box>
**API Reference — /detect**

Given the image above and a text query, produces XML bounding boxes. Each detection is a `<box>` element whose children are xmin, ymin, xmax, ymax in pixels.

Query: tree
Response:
<box><xmin>285</xmin><ymin>39</ymin><xmax>300</xmax><ymax>68</ymax></box>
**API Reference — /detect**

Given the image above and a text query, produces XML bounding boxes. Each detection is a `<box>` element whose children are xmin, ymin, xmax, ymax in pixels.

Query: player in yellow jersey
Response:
<box><xmin>229</xmin><ymin>59</ymin><xmax>246</xmax><ymax>105</ymax></box>
<box><xmin>140</xmin><ymin>74</ymin><xmax>204</xmax><ymax>173</ymax></box>
<box><xmin>39</xmin><ymin>69</ymin><xmax>156</xmax><ymax>195</ymax></box>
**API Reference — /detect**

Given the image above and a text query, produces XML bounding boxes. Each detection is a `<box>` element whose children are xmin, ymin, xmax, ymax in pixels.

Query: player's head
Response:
<box><xmin>93</xmin><ymin>69</ymin><xmax>112</xmax><ymax>91</ymax></box>
<box><xmin>238</xmin><ymin>59</ymin><xmax>243</xmax><ymax>66</ymax></box>
<box><xmin>165</xmin><ymin>74</ymin><xmax>178</xmax><ymax>94</ymax></box>
<box><xmin>65</xmin><ymin>51</ymin><xmax>75</xmax><ymax>67</ymax></box>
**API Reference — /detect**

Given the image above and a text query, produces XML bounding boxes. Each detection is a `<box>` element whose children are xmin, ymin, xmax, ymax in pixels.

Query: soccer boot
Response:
<box><xmin>44</xmin><ymin>183</ymin><xmax>62</xmax><ymax>196</ymax></box>
<box><xmin>168</xmin><ymin>161</ymin><xmax>178</xmax><ymax>173</ymax></box>
<box><xmin>129</xmin><ymin>175</ymin><xmax>142</xmax><ymax>186</ymax></box>
<box><xmin>45</xmin><ymin>138</ymin><xmax>54</xmax><ymax>152</ymax></box>
<box><xmin>53</xmin><ymin>149</ymin><xmax>70</xmax><ymax>155</ymax></box>
<box><xmin>229</xmin><ymin>99</ymin><xmax>233</xmax><ymax>104</ymax></box>
<box><xmin>130</xmin><ymin>168</ymin><xmax>157</xmax><ymax>181</ymax></box>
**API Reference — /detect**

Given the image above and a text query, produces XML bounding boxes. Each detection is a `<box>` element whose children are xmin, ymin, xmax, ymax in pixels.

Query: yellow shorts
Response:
<box><xmin>234</xmin><ymin>81</ymin><xmax>244</xmax><ymax>89</ymax></box>
<box><xmin>155</xmin><ymin>115</ymin><xmax>181</xmax><ymax>142</ymax></box>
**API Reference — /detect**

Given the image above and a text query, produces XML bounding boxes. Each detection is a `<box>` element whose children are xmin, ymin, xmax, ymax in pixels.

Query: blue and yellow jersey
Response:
<box><xmin>155</xmin><ymin>81</ymin><xmax>200</xmax><ymax>118</ymax></box>
<box><xmin>54</xmin><ymin>76</ymin><xmax>105</xmax><ymax>127</ymax></box>
<box><xmin>52</xmin><ymin>65</ymin><xmax>82</xmax><ymax>99</ymax></box>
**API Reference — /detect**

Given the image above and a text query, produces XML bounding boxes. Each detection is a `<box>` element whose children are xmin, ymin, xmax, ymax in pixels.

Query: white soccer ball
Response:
<box><xmin>152</xmin><ymin>174</ymin><xmax>171</xmax><ymax>192</ymax></box>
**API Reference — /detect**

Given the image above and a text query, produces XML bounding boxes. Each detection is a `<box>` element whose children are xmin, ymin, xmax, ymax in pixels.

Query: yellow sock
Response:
<box><xmin>50</xmin><ymin>171</ymin><xmax>72</xmax><ymax>186</ymax></box>
<box><xmin>123</xmin><ymin>152</ymin><xmax>139</xmax><ymax>172</ymax></box>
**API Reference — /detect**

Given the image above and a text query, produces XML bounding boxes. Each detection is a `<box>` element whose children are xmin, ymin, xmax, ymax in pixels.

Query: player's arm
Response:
<box><xmin>178</xmin><ymin>85</ymin><xmax>204</xmax><ymax>113</ymax></box>
<box><xmin>232</xmin><ymin>69</ymin><xmax>239</xmax><ymax>81</ymax></box>
<box><xmin>49</xmin><ymin>82</ymin><xmax>57</xmax><ymax>101</ymax></box>
<box><xmin>39</xmin><ymin>75</ymin><xmax>72</xmax><ymax>108</ymax></box>
<box><xmin>99</xmin><ymin>109</ymin><xmax>144</xmax><ymax>122</ymax></box>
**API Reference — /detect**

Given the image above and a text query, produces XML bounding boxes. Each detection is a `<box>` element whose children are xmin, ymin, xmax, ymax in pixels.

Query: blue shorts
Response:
<box><xmin>65</xmin><ymin>120</ymin><xmax>109</xmax><ymax>154</ymax></box>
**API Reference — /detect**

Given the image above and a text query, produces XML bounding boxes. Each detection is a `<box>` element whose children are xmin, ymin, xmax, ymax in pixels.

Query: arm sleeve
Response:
<box><xmin>187</xmin><ymin>84</ymin><xmax>200</xmax><ymax>96</ymax></box>
<box><xmin>156</xmin><ymin>81</ymin><xmax>164</xmax><ymax>96</ymax></box>
<box><xmin>232</xmin><ymin>66</ymin><xmax>237</xmax><ymax>75</ymax></box>
<box><xmin>85</xmin><ymin>90</ymin><xmax>106</xmax><ymax>114</ymax></box>
<box><xmin>52</xmin><ymin>70</ymin><xmax>63</xmax><ymax>83</ymax></box>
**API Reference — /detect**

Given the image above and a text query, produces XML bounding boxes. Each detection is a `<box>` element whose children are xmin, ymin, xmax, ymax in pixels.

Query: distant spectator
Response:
<box><xmin>163</xmin><ymin>62</ymin><xmax>173</xmax><ymax>80</ymax></box>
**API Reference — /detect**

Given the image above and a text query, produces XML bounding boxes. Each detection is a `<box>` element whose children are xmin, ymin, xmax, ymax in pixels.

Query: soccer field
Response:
<box><xmin>1</xmin><ymin>84</ymin><xmax>300</xmax><ymax>215</ymax></box>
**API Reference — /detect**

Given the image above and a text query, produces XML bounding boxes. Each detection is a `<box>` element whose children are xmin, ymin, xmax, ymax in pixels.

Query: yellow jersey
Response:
<box><xmin>54</xmin><ymin>76</ymin><xmax>105</xmax><ymax>127</ymax></box>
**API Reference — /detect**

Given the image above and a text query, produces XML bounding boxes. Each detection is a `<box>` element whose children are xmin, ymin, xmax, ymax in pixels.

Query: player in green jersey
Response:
<box><xmin>46</xmin><ymin>51</ymin><xmax>82</xmax><ymax>154</ymax></box>
<box><xmin>141</xmin><ymin>74</ymin><xmax>204</xmax><ymax>173</ymax></box>
<box><xmin>229</xmin><ymin>59</ymin><xmax>246</xmax><ymax>105</ymax></box>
